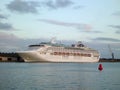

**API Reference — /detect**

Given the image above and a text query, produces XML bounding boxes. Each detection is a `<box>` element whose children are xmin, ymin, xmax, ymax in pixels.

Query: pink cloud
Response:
<box><xmin>39</xmin><ymin>19</ymin><xmax>92</xmax><ymax>31</ymax></box>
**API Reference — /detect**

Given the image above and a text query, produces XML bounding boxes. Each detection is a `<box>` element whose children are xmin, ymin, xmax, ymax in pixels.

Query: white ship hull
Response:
<box><xmin>17</xmin><ymin>51</ymin><xmax>99</xmax><ymax>62</ymax></box>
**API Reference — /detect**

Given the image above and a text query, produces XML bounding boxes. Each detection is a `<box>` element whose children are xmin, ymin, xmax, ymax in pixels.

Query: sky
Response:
<box><xmin>0</xmin><ymin>0</ymin><xmax>120</xmax><ymax>58</ymax></box>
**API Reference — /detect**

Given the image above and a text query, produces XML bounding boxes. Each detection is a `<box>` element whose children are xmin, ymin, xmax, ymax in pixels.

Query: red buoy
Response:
<box><xmin>98</xmin><ymin>64</ymin><xmax>103</xmax><ymax>71</ymax></box>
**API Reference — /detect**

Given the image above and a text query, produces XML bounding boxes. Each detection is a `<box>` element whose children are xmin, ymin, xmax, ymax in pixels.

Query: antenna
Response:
<box><xmin>108</xmin><ymin>44</ymin><xmax>114</xmax><ymax>60</ymax></box>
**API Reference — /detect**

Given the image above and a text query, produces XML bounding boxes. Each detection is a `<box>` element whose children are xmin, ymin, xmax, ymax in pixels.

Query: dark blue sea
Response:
<box><xmin>0</xmin><ymin>62</ymin><xmax>120</xmax><ymax>90</ymax></box>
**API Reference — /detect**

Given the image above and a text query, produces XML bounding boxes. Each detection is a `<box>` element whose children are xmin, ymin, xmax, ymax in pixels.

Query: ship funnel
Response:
<box><xmin>76</xmin><ymin>41</ymin><xmax>84</xmax><ymax>47</ymax></box>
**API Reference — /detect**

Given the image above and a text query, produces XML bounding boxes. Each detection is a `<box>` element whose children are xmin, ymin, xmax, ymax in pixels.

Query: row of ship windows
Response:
<box><xmin>51</xmin><ymin>52</ymin><xmax>91</xmax><ymax>57</ymax></box>
<box><xmin>48</xmin><ymin>48</ymin><xmax>85</xmax><ymax>52</ymax></box>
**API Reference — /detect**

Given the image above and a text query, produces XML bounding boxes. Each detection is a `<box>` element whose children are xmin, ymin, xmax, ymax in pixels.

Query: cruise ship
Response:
<box><xmin>17</xmin><ymin>39</ymin><xmax>100</xmax><ymax>62</ymax></box>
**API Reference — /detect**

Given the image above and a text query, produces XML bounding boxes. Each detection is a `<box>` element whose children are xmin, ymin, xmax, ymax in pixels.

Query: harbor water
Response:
<box><xmin>0</xmin><ymin>62</ymin><xmax>120</xmax><ymax>90</ymax></box>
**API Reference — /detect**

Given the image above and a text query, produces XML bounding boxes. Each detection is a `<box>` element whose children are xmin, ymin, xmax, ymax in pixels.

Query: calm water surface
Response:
<box><xmin>0</xmin><ymin>62</ymin><xmax>120</xmax><ymax>90</ymax></box>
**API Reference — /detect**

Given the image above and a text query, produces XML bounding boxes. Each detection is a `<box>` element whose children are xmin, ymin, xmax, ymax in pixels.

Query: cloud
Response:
<box><xmin>81</xmin><ymin>30</ymin><xmax>102</xmax><ymax>33</ymax></box>
<box><xmin>44</xmin><ymin>0</ymin><xmax>74</xmax><ymax>9</ymax></box>
<box><xmin>0</xmin><ymin>32</ymin><xmax>49</xmax><ymax>52</ymax></box>
<box><xmin>39</xmin><ymin>19</ymin><xmax>92</xmax><ymax>31</ymax></box>
<box><xmin>0</xmin><ymin>32</ymin><xmax>22</xmax><ymax>52</ymax></box>
<box><xmin>0</xmin><ymin>12</ymin><xmax>15</xmax><ymax>31</ymax></box>
<box><xmin>92</xmin><ymin>37</ymin><xmax>120</xmax><ymax>42</ymax></box>
<box><xmin>0</xmin><ymin>22</ymin><xmax>15</xmax><ymax>30</ymax></box>
<box><xmin>73</xmin><ymin>5</ymin><xmax>84</xmax><ymax>9</ymax></box>
<box><xmin>7</xmin><ymin>0</ymin><xmax>40</xmax><ymax>14</ymax></box>
<box><xmin>109</xmin><ymin>25</ymin><xmax>120</xmax><ymax>29</ymax></box>
<box><xmin>115</xmin><ymin>30</ymin><xmax>120</xmax><ymax>34</ymax></box>
<box><xmin>0</xmin><ymin>32</ymin><xmax>19</xmax><ymax>40</ymax></box>
<box><xmin>0</xmin><ymin>14</ymin><xmax>7</xmax><ymax>20</ymax></box>
<box><xmin>112</xmin><ymin>11</ymin><xmax>120</xmax><ymax>16</ymax></box>
<box><xmin>6</xmin><ymin>0</ymin><xmax>81</xmax><ymax>14</ymax></box>
<box><xmin>108</xmin><ymin>25</ymin><xmax>120</xmax><ymax>34</ymax></box>
<box><xmin>0</xmin><ymin>13</ymin><xmax>16</xmax><ymax>31</ymax></box>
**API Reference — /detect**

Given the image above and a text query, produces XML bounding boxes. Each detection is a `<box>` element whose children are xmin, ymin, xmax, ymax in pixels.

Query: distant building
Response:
<box><xmin>0</xmin><ymin>52</ymin><xmax>24</xmax><ymax>62</ymax></box>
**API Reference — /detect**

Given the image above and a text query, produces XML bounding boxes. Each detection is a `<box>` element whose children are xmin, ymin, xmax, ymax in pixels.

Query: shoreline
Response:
<box><xmin>0</xmin><ymin>52</ymin><xmax>120</xmax><ymax>62</ymax></box>
<box><xmin>99</xmin><ymin>58</ymin><xmax>120</xmax><ymax>62</ymax></box>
